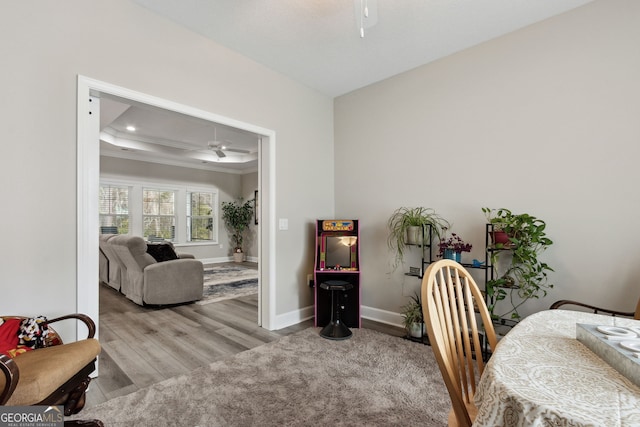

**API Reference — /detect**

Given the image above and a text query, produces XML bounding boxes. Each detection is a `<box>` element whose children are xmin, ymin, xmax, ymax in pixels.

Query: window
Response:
<box><xmin>143</xmin><ymin>189</ymin><xmax>176</xmax><ymax>241</ymax></box>
<box><xmin>99</xmin><ymin>179</ymin><xmax>218</xmax><ymax>244</ymax></box>
<box><xmin>187</xmin><ymin>191</ymin><xmax>216</xmax><ymax>242</ymax></box>
<box><xmin>99</xmin><ymin>184</ymin><xmax>129</xmax><ymax>234</ymax></box>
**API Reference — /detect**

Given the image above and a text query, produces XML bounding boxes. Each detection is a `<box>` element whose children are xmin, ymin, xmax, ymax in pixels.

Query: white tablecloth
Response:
<box><xmin>474</xmin><ymin>310</ymin><xmax>640</xmax><ymax>427</ymax></box>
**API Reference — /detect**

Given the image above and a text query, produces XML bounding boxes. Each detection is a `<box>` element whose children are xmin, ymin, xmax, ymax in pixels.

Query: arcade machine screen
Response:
<box><xmin>324</xmin><ymin>236</ymin><xmax>357</xmax><ymax>270</ymax></box>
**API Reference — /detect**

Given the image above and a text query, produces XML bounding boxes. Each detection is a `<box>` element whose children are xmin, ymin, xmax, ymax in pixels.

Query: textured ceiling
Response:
<box><xmin>132</xmin><ymin>0</ymin><xmax>595</xmax><ymax>97</ymax></box>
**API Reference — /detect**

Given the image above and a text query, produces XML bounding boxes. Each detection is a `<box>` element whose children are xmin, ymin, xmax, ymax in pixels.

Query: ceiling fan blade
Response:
<box><xmin>215</xmin><ymin>149</ymin><xmax>226</xmax><ymax>158</ymax></box>
<box><xmin>223</xmin><ymin>147</ymin><xmax>251</xmax><ymax>154</ymax></box>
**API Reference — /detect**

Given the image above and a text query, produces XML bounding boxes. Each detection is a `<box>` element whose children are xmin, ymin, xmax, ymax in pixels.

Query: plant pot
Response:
<box><xmin>443</xmin><ymin>249</ymin><xmax>461</xmax><ymax>263</ymax></box>
<box><xmin>233</xmin><ymin>252</ymin><xmax>245</xmax><ymax>263</ymax></box>
<box><xmin>407</xmin><ymin>322</ymin><xmax>425</xmax><ymax>338</ymax></box>
<box><xmin>491</xmin><ymin>231</ymin><xmax>510</xmax><ymax>245</ymax></box>
<box><xmin>406</xmin><ymin>226</ymin><xmax>423</xmax><ymax>245</ymax></box>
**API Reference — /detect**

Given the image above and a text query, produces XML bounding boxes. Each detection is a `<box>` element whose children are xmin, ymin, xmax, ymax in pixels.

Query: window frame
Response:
<box><xmin>99</xmin><ymin>179</ymin><xmax>219</xmax><ymax>246</ymax></box>
<box><xmin>98</xmin><ymin>183</ymin><xmax>130</xmax><ymax>234</ymax></box>
<box><xmin>186</xmin><ymin>190</ymin><xmax>218</xmax><ymax>243</ymax></box>
<box><xmin>142</xmin><ymin>187</ymin><xmax>177</xmax><ymax>241</ymax></box>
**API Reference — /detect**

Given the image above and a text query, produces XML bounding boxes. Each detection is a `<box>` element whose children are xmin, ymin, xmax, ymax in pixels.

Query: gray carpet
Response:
<box><xmin>70</xmin><ymin>328</ymin><xmax>449</xmax><ymax>426</ymax></box>
<box><xmin>197</xmin><ymin>265</ymin><xmax>258</xmax><ymax>305</ymax></box>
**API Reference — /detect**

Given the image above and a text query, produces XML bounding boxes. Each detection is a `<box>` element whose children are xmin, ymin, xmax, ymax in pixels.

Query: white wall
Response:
<box><xmin>0</xmin><ymin>1</ymin><xmax>333</xmax><ymax>337</ymax></box>
<box><xmin>335</xmin><ymin>0</ymin><xmax>640</xmax><ymax>321</ymax></box>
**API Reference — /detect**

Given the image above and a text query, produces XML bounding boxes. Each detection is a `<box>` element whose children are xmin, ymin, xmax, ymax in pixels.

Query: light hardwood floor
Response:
<box><xmin>87</xmin><ymin>272</ymin><xmax>404</xmax><ymax>408</ymax></box>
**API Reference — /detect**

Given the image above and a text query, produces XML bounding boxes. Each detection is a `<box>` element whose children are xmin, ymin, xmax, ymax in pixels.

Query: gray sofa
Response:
<box><xmin>99</xmin><ymin>234</ymin><xmax>123</xmax><ymax>291</ymax></box>
<box><xmin>100</xmin><ymin>235</ymin><xmax>203</xmax><ymax>306</ymax></box>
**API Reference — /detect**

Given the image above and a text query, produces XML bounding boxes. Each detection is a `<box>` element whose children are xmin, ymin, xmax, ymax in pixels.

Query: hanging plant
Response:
<box><xmin>387</xmin><ymin>207</ymin><xmax>449</xmax><ymax>269</ymax></box>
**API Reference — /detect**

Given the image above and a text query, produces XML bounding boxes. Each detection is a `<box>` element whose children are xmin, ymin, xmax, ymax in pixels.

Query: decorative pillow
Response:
<box><xmin>0</xmin><ymin>316</ymin><xmax>49</xmax><ymax>358</ymax></box>
<box><xmin>146</xmin><ymin>243</ymin><xmax>179</xmax><ymax>262</ymax></box>
<box><xmin>18</xmin><ymin>316</ymin><xmax>49</xmax><ymax>349</ymax></box>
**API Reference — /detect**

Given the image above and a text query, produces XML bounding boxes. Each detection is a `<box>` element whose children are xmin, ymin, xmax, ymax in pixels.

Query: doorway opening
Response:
<box><xmin>77</xmin><ymin>76</ymin><xmax>277</xmax><ymax>345</ymax></box>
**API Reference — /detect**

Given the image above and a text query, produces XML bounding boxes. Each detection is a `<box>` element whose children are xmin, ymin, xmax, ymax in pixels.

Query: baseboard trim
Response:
<box><xmin>272</xmin><ymin>304</ymin><xmax>403</xmax><ymax>331</ymax></box>
<box><xmin>201</xmin><ymin>257</ymin><xmax>230</xmax><ymax>264</ymax></box>
<box><xmin>201</xmin><ymin>256</ymin><xmax>258</xmax><ymax>265</ymax></box>
<box><xmin>274</xmin><ymin>305</ymin><xmax>315</xmax><ymax>331</ymax></box>
<box><xmin>361</xmin><ymin>305</ymin><xmax>404</xmax><ymax>328</ymax></box>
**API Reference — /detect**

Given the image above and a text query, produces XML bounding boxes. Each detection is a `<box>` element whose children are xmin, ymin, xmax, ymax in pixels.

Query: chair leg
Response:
<box><xmin>63</xmin><ymin>377</ymin><xmax>91</xmax><ymax>416</ymax></box>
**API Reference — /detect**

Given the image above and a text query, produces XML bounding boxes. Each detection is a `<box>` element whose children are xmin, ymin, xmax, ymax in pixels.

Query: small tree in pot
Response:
<box><xmin>221</xmin><ymin>198</ymin><xmax>254</xmax><ymax>262</ymax></box>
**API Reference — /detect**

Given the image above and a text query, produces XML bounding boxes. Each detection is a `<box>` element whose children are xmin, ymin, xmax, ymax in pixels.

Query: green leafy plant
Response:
<box><xmin>401</xmin><ymin>292</ymin><xmax>424</xmax><ymax>330</ymax></box>
<box><xmin>387</xmin><ymin>207</ymin><xmax>449</xmax><ymax>269</ymax></box>
<box><xmin>221</xmin><ymin>198</ymin><xmax>254</xmax><ymax>253</ymax></box>
<box><xmin>482</xmin><ymin>207</ymin><xmax>554</xmax><ymax>320</ymax></box>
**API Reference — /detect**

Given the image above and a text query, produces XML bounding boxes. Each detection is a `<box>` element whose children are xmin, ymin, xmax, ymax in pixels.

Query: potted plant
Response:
<box><xmin>482</xmin><ymin>207</ymin><xmax>554</xmax><ymax>320</ymax></box>
<box><xmin>401</xmin><ymin>293</ymin><xmax>425</xmax><ymax>338</ymax></box>
<box><xmin>387</xmin><ymin>207</ymin><xmax>449</xmax><ymax>269</ymax></box>
<box><xmin>221</xmin><ymin>198</ymin><xmax>254</xmax><ymax>263</ymax></box>
<box><xmin>437</xmin><ymin>230</ymin><xmax>473</xmax><ymax>262</ymax></box>
<box><xmin>482</xmin><ymin>207</ymin><xmax>511</xmax><ymax>245</ymax></box>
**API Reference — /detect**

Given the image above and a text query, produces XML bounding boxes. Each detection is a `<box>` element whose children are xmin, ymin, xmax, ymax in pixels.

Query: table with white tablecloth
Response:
<box><xmin>474</xmin><ymin>310</ymin><xmax>640</xmax><ymax>427</ymax></box>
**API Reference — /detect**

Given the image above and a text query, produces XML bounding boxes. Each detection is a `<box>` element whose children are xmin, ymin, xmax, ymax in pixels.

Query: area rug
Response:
<box><xmin>196</xmin><ymin>264</ymin><xmax>258</xmax><ymax>305</ymax></box>
<box><xmin>69</xmin><ymin>328</ymin><xmax>449</xmax><ymax>426</ymax></box>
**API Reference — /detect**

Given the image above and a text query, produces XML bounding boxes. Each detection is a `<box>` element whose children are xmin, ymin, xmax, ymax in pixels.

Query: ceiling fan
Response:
<box><xmin>204</xmin><ymin>128</ymin><xmax>251</xmax><ymax>159</ymax></box>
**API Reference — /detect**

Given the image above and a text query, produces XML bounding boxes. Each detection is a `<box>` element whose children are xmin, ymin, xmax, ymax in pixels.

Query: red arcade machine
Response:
<box><xmin>314</xmin><ymin>219</ymin><xmax>361</xmax><ymax>339</ymax></box>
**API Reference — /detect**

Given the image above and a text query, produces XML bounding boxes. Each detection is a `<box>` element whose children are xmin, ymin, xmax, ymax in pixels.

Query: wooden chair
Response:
<box><xmin>550</xmin><ymin>297</ymin><xmax>640</xmax><ymax>320</ymax></box>
<box><xmin>421</xmin><ymin>259</ymin><xmax>498</xmax><ymax>427</ymax></box>
<box><xmin>0</xmin><ymin>314</ymin><xmax>101</xmax><ymax>424</ymax></box>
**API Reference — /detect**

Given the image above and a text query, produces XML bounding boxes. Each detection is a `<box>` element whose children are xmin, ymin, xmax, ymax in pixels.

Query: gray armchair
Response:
<box><xmin>98</xmin><ymin>234</ymin><xmax>123</xmax><ymax>291</ymax></box>
<box><xmin>110</xmin><ymin>235</ymin><xmax>203</xmax><ymax>305</ymax></box>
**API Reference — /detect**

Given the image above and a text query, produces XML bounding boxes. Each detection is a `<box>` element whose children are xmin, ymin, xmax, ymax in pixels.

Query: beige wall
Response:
<box><xmin>5</xmin><ymin>0</ymin><xmax>635</xmax><ymax>337</ymax></box>
<box><xmin>335</xmin><ymin>0</ymin><xmax>640</xmax><ymax>321</ymax></box>
<box><xmin>0</xmin><ymin>1</ymin><xmax>333</xmax><ymax>335</ymax></box>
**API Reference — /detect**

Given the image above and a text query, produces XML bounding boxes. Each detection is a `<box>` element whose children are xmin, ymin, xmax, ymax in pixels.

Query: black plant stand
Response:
<box><xmin>404</xmin><ymin>323</ymin><xmax>430</xmax><ymax>346</ymax></box>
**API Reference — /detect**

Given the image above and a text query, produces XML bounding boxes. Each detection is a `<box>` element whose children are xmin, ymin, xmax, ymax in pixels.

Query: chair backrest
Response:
<box><xmin>111</xmin><ymin>236</ymin><xmax>156</xmax><ymax>274</ymax></box>
<box><xmin>421</xmin><ymin>259</ymin><xmax>498</xmax><ymax>427</ymax></box>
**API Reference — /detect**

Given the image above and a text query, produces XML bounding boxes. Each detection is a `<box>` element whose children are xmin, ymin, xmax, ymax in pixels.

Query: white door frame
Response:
<box><xmin>76</xmin><ymin>75</ymin><xmax>277</xmax><ymax>335</ymax></box>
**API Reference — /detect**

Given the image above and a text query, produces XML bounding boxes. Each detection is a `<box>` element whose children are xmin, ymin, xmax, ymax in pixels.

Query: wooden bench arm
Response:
<box><xmin>47</xmin><ymin>314</ymin><xmax>96</xmax><ymax>339</ymax></box>
<box><xmin>550</xmin><ymin>300</ymin><xmax>636</xmax><ymax>318</ymax></box>
<box><xmin>0</xmin><ymin>354</ymin><xmax>19</xmax><ymax>405</ymax></box>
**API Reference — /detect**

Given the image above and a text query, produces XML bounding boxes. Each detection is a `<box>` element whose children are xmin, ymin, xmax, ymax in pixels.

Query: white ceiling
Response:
<box><xmin>103</xmin><ymin>0</ymin><xmax>595</xmax><ymax>172</ymax></box>
<box><xmin>132</xmin><ymin>0</ymin><xmax>595</xmax><ymax>97</ymax></box>
<box><xmin>100</xmin><ymin>95</ymin><xmax>260</xmax><ymax>172</ymax></box>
